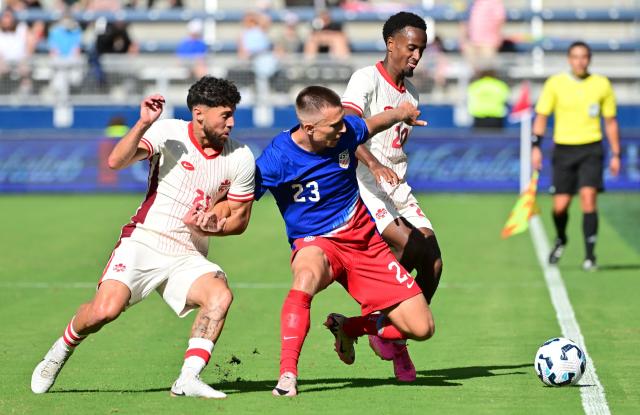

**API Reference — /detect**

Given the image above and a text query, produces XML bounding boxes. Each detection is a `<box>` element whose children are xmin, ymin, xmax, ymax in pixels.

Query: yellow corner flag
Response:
<box><xmin>501</xmin><ymin>171</ymin><xmax>541</xmax><ymax>239</ymax></box>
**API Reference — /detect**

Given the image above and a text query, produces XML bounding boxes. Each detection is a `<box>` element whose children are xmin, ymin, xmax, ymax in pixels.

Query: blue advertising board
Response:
<box><xmin>1</xmin><ymin>133</ymin><xmax>638</xmax><ymax>193</ymax></box>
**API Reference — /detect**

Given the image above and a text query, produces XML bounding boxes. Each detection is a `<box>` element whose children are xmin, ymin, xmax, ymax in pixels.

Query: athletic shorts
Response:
<box><xmin>100</xmin><ymin>238</ymin><xmax>224</xmax><ymax>317</ymax></box>
<box><xmin>551</xmin><ymin>142</ymin><xmax>604</xmax><ymax>194</ymax></box>
<box><xmin>290</xmin><ymin>203</ymin><xmax>423</xmax><ymax>315</ymax></box>
<box><xmin>357</xmin><ymin>170</ymin><xmax>433</xmax><ymax>233</ymax></box>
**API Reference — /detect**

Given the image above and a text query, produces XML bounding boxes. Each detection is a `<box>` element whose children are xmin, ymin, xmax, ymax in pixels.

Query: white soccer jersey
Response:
<box><xmin>342</xmin><ymin>61</ymin><xmax>420</xmax><ymax>181</ymax></box>
<box><xmin>120</xmin><ymin>119</ymin><xmax>255</xmax><ymax>256</ymax></box>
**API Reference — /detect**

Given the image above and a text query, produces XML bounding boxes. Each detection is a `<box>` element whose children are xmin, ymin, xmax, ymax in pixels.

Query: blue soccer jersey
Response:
<box><xmin>255</xmin><ymin>115</ymin><xmax>370</xmax><ymax>244</ymax></box>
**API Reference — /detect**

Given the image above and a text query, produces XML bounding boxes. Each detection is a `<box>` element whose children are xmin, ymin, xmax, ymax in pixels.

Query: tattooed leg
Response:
<box><xmin>186</xmin><ymin>272</ymin><xmax>234</xmax><ymax>343</ymax></box>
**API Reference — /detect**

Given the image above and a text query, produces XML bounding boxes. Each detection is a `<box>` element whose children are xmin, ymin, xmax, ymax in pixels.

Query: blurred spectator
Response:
<box><xmin>467</xmin><ymin>68</ymin><xmax>510</xmax><ymax>129</ymax></box>
<box><xmin>303</xmin><ymin>9</ymin><xmax>350</xmax><ymax>60</ymax></box>
<box><xmin>85</xmin><ymin>0</ymin><xmax>122</xmax><ymax>12</ymax></box>
<box><xmin>238</xmin><ymin>10</ymin><xmax>278</xmax><ymax>80</ymax></box>
<box><xmin>273</xmin><ymin>12</ymin><xmax>302</xmax><ymax>57</ymax></box>
<box><xmin>48</xmin><ymin>11</ymin><xmax>83</xmax><ymax>100</ymax></box>
<box><xmin>0</xmin><ymin>7</ymin><xmax>33</xmax><ymax>93</ymax></box>
<box><xmin>176</xmin><ymin>19</ymin><xmax>209</xmax><ymax>80</ymax></box>
<box><xmin>422</xmin><ymin>35</ymin><xmax>449</xmax><ymax>98</ymax></box>
<box><xmin>460</xmin><ymin>0</ymin><xmax>506</xmax><ymax>70</ymax></box>
<box><xmin>90</xmin><ymin>17</ymin><xmax>138</xmax><ymax>87</ymax></box>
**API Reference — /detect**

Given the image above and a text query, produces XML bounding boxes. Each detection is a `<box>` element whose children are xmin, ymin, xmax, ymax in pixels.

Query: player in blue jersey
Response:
<box><xmin>255</xmin><ymin>86</ymin><xmax>434</xmax><ymax>397</ymax></box>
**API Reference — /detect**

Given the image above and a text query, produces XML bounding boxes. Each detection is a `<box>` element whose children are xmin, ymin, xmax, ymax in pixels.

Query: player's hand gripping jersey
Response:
<box><xmin>255</xmin><ymin>116</ymin><xmax>372</xmax><ymax>244</ymax></box>
<box><xmin>123</xmin><ymin>119</ymin><xmax>254</xmax><ymax>256</ymax></box>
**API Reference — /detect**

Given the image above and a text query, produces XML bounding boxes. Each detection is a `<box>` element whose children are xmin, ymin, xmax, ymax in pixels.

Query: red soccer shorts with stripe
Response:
<box><xmin>291</xmin><ymin>200</ymin><xmax>422</xmax><ymax>315</ymax></box>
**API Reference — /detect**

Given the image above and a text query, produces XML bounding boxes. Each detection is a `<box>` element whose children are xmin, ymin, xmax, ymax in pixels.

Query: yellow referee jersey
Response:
<box><xmin>535</xmin><ymin>73</ymin><xmax>616</xmax><ymax>145</ymax></box>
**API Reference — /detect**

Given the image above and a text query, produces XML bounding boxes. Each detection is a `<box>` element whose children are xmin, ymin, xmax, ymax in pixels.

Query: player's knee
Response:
<box><xmin>292</xmin><ymin>268</ymin><xmax>323</xmax><ymax>294</ymax></box>
<box><xmin>205</xmin><ymin>286</ymin><xmax>234</xmax><ymax>313</ymax></box>
<box><xmin>90</xmin><ymin>301</ymin><xmax>124</xmax><ymax>326</ymax></box>
<box><xmin>433</xmin><ymin>257</ymin><xmax>443</xmax><ymax>280</ymax></box>
<box><xmin>410</xmin><ymin>318</ymin><xmax>435</xmax><ymax>341</ymax></box>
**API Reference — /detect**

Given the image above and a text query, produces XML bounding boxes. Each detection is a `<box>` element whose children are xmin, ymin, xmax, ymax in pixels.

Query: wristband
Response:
<box><xmin>531</xmin><ymin>134</ymin><xmax>543</xmax><ymax>147</ymax></box>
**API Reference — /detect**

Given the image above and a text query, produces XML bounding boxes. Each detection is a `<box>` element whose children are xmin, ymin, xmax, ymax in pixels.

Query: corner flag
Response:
<box><xmin>501</xmin><ymin>170</ymin><xmax>540</xmax><ymax>238</ymax></box>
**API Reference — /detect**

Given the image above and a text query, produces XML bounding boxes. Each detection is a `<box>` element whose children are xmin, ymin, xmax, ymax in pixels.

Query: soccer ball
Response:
<box><xmin>534</xmin><ymin>337</ymin><xmax>587</xmax><ymax>387</ymax></box>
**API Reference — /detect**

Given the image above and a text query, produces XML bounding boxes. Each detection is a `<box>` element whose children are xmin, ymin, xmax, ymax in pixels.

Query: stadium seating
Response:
<box><xmin>2</xmin><ymin>1</ymin><xmax>638</xmax><ymax>114</ymax></box>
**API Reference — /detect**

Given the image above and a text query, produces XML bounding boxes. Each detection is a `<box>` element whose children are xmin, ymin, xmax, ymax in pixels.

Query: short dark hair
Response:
<box><xmin>568</xmin><ymin>41</ymin><xmax>592</xmax><ymax>58</ymax></box>
<box><xmin>295</xmin><ymin>85</ymin><xmax>342</xmax><ymax>113</ymax></box>
<box><xmin>187</xmin><ymin>76</ymin><xmax>241</xmax><ymax>111</ymax></box>
<box><xmin>382</xmin><ymin>11</ymin><xmax>426</xmax><ymax>43</ymax></box>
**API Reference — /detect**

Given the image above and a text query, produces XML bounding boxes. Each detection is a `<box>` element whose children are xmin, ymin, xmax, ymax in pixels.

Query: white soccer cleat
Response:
<box><xmin>324</xmin><ymin>313</ymin><xmax>357</xmax><ymax>365</ymax></box>
<box><xmin>272</xmin><ymin>372</ymin><xmax>297</xmax><ymax>397</ymax></box>
<box><xmin>31</xmin><ymin>338</ymin><xmax>72</xmax><ymax>394</ymax></box>
<box><xmin>170</xmin><ymin>374</ymin><xmax>227</xmax><ymax>399</ymax></box>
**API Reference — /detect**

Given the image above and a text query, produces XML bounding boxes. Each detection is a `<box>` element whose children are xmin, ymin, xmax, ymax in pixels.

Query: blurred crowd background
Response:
<box><xmin>0</xmin><ymin>0</ymin><xmax>638</xmax><ymax>129</ymax></box>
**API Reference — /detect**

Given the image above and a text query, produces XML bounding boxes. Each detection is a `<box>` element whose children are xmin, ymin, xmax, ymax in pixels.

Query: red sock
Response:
<box><xmin>280</xmin><ymin>289</ymin><xmax>312</xmax><ymax>376</ymax></box>
<box><xmin>342</xmin><ymin>314</ymin><xmax>406</xmax><ymax>340</ymax></box>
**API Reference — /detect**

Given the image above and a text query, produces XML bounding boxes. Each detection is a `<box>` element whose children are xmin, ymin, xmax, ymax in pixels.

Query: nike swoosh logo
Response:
<box><xmin>406</xmin><ymin>279</ymin><xmax>415</xmax><ymax>289</ymax></box>
<box><xmin>283</xmin><ymin>336</ymin><xmax>298</xmax><ymax>340</ymax></box>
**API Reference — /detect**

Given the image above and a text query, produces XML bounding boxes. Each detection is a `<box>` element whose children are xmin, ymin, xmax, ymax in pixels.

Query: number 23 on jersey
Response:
<box><xmin>292</xmin><ymin>181</ymin><xmax>320</xmax><ymax>202</ymax></box>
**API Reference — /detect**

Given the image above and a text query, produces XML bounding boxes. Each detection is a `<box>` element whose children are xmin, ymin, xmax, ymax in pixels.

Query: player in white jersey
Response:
<box><xmin>31</xmin><ymin>77</ymin><xmax>254</xmax><ymax>399</ymax></box>
<box><xmin>341</xmin><ymin>12</ymin><xmax>443</xmax><ymax>382</ymax></box>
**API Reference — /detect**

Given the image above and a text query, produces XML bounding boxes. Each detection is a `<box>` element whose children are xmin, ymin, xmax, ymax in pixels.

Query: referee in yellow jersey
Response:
<box><xmin>531</xmin><ymin>41</ymin><xmax>621</xmax><ymax>271</ymax></box>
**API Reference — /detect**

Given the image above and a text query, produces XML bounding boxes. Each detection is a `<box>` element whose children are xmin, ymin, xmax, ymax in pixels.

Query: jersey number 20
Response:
<box><xmin>292</xmin><ymin>181</ymin><xmax>320</xmax><ymax>202</ymax></box>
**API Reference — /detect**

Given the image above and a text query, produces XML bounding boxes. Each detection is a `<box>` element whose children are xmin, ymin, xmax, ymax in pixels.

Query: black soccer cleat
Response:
<box><xmin>548</xmin><ymin>238</ymin><xmax>566</xmax><ymax>265</ymax></box>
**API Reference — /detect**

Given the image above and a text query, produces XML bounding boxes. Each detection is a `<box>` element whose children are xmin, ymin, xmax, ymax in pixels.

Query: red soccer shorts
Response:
<box><xmin>291</xmin><ymin>200</ymin><xmax>422</xmax><ymax>315</ymax></box>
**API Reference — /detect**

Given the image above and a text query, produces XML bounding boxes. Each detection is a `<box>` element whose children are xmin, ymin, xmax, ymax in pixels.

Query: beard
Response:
<box><xmin>204</xmin><ymin>126</ymin><xmax>227</xmax><ymax>149</ymax></box>
<box><xmin>403</xmin><ymin>67</ymin><xmax>415</xmax><ymax>78</ymax></box>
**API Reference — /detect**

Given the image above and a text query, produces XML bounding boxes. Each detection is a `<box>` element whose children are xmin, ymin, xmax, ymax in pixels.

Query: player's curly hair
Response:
<box><xmin>382</xmin><ymin>11</ymin><xmax>426</xmax><ymax>43</ymax></box>
<box><xmin>187</xmin><ymin>76</ymin><xmax>241</xmax><ymax>111</ymax></box>
<box><xmin>295</xmin><ymin>85</ymin><xmax>342</xmax><ymax>113</ymax></box>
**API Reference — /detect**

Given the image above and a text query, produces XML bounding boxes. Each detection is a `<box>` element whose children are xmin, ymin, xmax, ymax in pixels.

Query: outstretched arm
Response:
<box><xmin>107</xmin><ymin>95</ymin><xmax>165</xmax><ymax>170</ymax></box>
<box><xmin>364</xmin><ymin>101</ymin><xmax>426</xmax><ymax>138</ymax></box>
<box><xmin>346</xmin><ymin>107</ymin><xmax>400</xmax><ymax>185</ymax></box>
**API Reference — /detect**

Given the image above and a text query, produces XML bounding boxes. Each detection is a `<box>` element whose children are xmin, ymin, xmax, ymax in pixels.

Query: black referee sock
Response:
<box><xmin>583</xmin><ymin>212</ymin><xmax>598</xmax><ymax>260</ymax></box>
<box><xmin>552</xmin><ymin>211</ymin><xmax>569</xmax><ymax>244</ymax></box>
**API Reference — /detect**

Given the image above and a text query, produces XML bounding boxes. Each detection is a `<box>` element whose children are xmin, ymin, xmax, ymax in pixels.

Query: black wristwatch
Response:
<box><xmin>531</xmin><ymin>134</ymin><xmax>543</xmax><ymax>148</ymax></box>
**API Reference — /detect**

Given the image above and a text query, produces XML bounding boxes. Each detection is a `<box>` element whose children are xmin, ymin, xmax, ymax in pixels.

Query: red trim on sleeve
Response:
<box><xmin>342</xmin><ymin>102</ymin><xmax>364</xmax><ymax>116</ymax></box>
<box><xmin>227</xmin><ymin>193</ymin><xmax>254</xmax><ymax>202</ymax></box>
<box><xmin>376</xmin><ymin>61</ymin><xmax>406</xmax><ymax>93</ymax></box>
<box><xmin>140</xmin><ymin>138</ymin><xmax>153</xmax><ymax>159</ymax></box>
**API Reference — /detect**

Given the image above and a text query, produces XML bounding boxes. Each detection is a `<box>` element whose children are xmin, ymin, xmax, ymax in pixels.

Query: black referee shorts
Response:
<box><xmin>551</xmin><ymin>142</ymin><xmax>604</xmax><ymax>195</ymax></box>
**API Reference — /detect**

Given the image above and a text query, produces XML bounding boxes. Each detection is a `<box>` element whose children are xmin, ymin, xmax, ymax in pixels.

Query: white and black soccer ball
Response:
<box><xmin>534</xmin><ymin>337</ymin><xmax>587</xmax><ymax>387</ymax></box>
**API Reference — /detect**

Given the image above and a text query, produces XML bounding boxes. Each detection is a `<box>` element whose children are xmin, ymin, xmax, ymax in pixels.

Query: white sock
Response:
<box><xmin>181</xmin><ymin>338</ymin><xmax>214</xmax><ymax>377</ymax></box>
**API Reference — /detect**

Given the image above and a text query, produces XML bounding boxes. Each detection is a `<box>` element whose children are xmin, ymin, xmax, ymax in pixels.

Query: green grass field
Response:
<box><xmin>1</xmin><ymin>193</ymin><xmax>638</xmax><ymax>414</ymax></box>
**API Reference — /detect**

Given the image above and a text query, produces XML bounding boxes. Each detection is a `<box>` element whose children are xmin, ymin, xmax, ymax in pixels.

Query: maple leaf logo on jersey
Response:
<box><xmin>218</xmin><ymin>179</ymin><xmax>231</xmax><ymax>194</ymax></box>
<box><xmin>113</xmin><ymin>263</ymin><xmax>126</xmax><ymax>272</ymax></box>
<box><xmin>338</xmin><ymin>150</ymin><xmax>350</xmax><ymax>169</ymax></box>
<box><xmin>375</xmin><ymin>208</ymin><xmax>388</xmax><ymax>220</ymax></box>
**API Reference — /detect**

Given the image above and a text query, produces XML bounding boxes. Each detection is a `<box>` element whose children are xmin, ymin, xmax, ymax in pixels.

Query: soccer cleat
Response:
<box><xmin>548</xmin><ymin>239</ymin><xmax>566</xmax><ymax>264</ymax></box>
<box><xmin>324</xmin><ymin>313</ymin><xmax>357</xmax><ymax>365</ymax></box>
<box><xmin>369</xmin><ymin>337</ymin><xmax>416</xmax><ymax>382</ymax></box>
<box><xmin>170</xmin><ymin>374</ymin><xmax>227</xmax><ymax>399</ymax></box>
<box><xmin>272</xmin><ymin>371</ymin><xmax>297</xmax><ymax>397</ymax></box>
<box><xmin>31</xmin><ymin>338</ymin><xmax>72</xmax><ymax>394</ymax></box>
<box><xmin>368</xmin><ymin>335</ymin><xmax>395</xmax><ymax>360</ymax></box>
<box><xmin>582</xmin><ymin>257</ymin><xmax>597</xmax><ymax>272</ymax></box>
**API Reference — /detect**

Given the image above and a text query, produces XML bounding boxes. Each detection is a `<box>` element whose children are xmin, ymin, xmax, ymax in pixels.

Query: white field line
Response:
<box><xmin>529</xmin><ymin>215</ymin><xmax>611</xmax><ymax>415</ymax></box>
